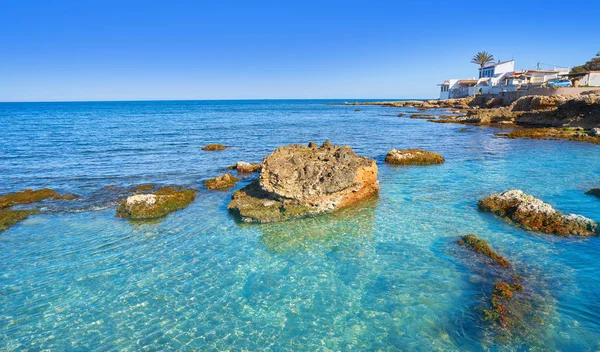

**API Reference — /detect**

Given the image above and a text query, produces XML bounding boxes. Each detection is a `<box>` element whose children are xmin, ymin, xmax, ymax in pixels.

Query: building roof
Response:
<box><xmin>525</xmin><ymin>69</ymin><xmax>561</xmax><ymax>73</ymax></box>
<box><xmin>481</xmin><ymin>60</ymin><xmax>514</xmax><ymax>69</ymax></box>
<box><xmin>458</xmin><ymin>79</ymin><xmax>478</xmax><ymax>86</ymax></box>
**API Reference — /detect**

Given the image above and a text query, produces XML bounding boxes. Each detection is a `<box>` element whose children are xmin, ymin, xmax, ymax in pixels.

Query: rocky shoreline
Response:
<box><xmin>349</xmin><ymin>90</ymin><xmax>600</xmax><ymax>144</ymax></box>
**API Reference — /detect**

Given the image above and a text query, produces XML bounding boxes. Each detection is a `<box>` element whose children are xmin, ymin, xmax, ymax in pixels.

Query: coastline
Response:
<box><xmin>348</xmin><ymin>90</ymin><xmax>600</xmax><ymax>144</ymax></box>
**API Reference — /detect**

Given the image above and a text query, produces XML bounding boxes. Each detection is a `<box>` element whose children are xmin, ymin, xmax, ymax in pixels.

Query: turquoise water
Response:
<box><xmin>1</xmin><ymin>100</ymin><xmax>600</xmax><ymax>351</ymax></box>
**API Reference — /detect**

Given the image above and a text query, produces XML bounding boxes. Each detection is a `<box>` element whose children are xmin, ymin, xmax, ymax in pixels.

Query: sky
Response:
<box><xmin>1</xmin><ymin>0</ymin><xmax>598</xmax><ymax>102</ymax></box>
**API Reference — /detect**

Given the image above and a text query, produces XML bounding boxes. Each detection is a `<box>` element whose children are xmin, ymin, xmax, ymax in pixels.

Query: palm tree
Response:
<box><xmin>471</xmin><ymin>51</ymin><xmax>495</xmax><ymax>68</ymax></box>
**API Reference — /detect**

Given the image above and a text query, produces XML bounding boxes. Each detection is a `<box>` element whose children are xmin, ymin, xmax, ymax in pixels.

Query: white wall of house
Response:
<box><xmin>439</xmin><ymin>79</ymin><xmax>459</xmax><ymax>99</ymax></box>
<box><xmin>479</xmin><ymin>60</ymin><xmax>515</xmax><ymax>79</ymax></box>
<box><xmin>580</xmin><ymin>72</ymin><xmax>600</xmax><ymax>87</ymax></box>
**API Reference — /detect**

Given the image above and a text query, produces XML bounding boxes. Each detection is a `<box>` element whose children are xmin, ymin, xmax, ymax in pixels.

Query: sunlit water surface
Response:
<box><xmin>1</xmin><ymin>100</ymin><xmax>600</xmax><ymax>351</ymax></box>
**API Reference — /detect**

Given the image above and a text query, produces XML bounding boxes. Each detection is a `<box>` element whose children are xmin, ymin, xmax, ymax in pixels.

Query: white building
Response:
<box><xmin>438</xmin><ymin>59</ymin><xmax>573</xmax><ymax>99</ymax></box>
<box><xmin>573</xmin><ymin>71</ymin><xmax>600</xmax><ymax>87</ymax></box>
<box><xmin>478</xmin><ymin>60</ymin><xmax>515</xmax><ymax>82</ymax></box>
<box><xmin>439</xmin><ymin>79</ymin><xmax>478</xmax><ymax>99</ymax></box>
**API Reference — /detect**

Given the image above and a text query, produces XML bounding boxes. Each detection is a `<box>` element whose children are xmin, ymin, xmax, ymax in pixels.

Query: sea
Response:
<box><xmin>1</xmin><ymin>100</ymin><xmax>599</xmax><ymax>351</ymax></box>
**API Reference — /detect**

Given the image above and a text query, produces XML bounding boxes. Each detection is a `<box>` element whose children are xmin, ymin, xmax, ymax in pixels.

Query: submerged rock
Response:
<box><xmin>116</xmin><ymin>187</ymin><xmax>197</xmax><ymax>219</ymax></box>
<box><xmin>202</xmin><ymin>144</ymin><xmax>227</xmax><ymax>151</ymax></box>
<box><xmin>458</xmin><ymin>234</ymin><xmax>511</xmax><ymax>268</ymax></box>
<box><xmin>484</xmin><ymin>278</ymin><xmax>525</xmax><ymax>328</ymax></box>
<box><xmin>228</xmin><ymin>141</ymin><xmax>379</xmax><ymax>223</ymax></box>
<box><xmin>384</xmin><ymin>148</ymin><xmax>445</xmax><ymax>166</ymax></box>
<box><xmin>478</xmin><ymin>190</ymin><xmax>597</xmax><ymax>236</ymax></box>
<box><xmin>134</xmin><ymin>184</ymin><xmax>155</xmax><ymax>192</ymax></box>
<box><xmin>0</xmin><ymin>209</ymin><xmax>39</xmax><ymax>232</ymax></box>
<box><xmin>229</xmin><ymin>161</ymin><xmax>261</xmax><ymax>173</ymax></box>
<box><xmin>0</xmin><ymin>188</ymin><xmax>78</xmax><ymax>209</ymax></box>
<box><xmin>204</xmin><ymin>173</ymin><xmax>239</xmax><ymax>190</ymax></box>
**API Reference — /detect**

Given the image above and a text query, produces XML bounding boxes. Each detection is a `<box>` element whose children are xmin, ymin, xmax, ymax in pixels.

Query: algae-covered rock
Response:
<box><xmin>134</xmin><ymin>184</ymin><xmax>155</xmax><ymax>192</ymax></box>
<box><xmin>484</xmin><ymin>278</ymin><xmax>525</xmax><ymax>328</ymax></box>
<box><xmin>496</xmin><ymin>128</ymin><xmax>600</xmax><ymax>145</ymax></box>
<box><xmin>586</xmin><ymin>188</ymin><xmax>600</xmax><ymax>198</ymax></box>
<box><xmin>384</xmin><ymin>148</ymin><xmax>445</xmax><ymax>166</ymax></box>
<box><xmin>204</xmin><ymin>173</ymin><xmax>238</xmax><ymax>190</ymax></box>
<box><xmin>229</xmin><ymin>161</ymin><xmax>261</xmax><ymax>173</ymax></box>
<box><xmin>0</xmin><ymin>209</ymin><xmax>39</xmax><ymax>232</ymax></box>
<box><xmin>228</xmin><ymin>141</ymin><xmax>379</xmax><ymax>223</ymax></box>
<box><xmin>458</xmin><ymin>234</ymin><xmax>511</xmax><ymax>268</ymax></box>
<box><xmin>116</xmin><ymin>187</ymin><xmax>197</xmax><ymax>219</ymax></box>
<box><xmin>228</xmin><ymin>182</ymin><xmax>323</xmax><ymax>223</ymax></box>
<box><xmin>202</xmin><ymin>144</ymin><xmax>227</xmax><ymax>151</ymax></box>
<box><xmin>0</xmin><ymin>188</ymin><xmax>78</xmax><ymax>209</ymax></box>
<box><xmin>478</xmin><ymin>190</ymin><xmax>597</xmax><ymax>236</ymax></box>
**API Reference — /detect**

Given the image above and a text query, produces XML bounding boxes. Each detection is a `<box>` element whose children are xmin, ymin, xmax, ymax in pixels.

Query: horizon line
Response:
<box><xmin>0</xmin><ymin>97</ymin><xmax>435</xmax><ymax>104</ymax></box>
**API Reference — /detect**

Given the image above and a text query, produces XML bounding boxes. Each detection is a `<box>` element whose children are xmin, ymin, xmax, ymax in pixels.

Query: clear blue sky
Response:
<box><xmin>1</xmin><ymin>0</ymin><xmax>598</xmax><ymax>101</ymax></box>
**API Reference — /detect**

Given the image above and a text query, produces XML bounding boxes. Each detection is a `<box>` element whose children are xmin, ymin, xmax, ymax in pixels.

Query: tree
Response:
<box><xmin>471</xmin><ymin>51</ymin><xmax>495</xmax><ymax>68</ymax></box>
<box><xmin>570</xmin><ymin>52</ymin><xmax>600</xmax><ymax>73</ymax></box>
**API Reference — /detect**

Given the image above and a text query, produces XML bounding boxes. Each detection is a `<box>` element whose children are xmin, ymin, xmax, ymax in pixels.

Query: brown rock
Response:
<box><xmin>384</xmin><ymin>148</ymin><xmax>445</xmax><ymax>166</ymax></box>
<box><xmin>202</xmin><ymin>144</ymin><xmax>227</xmax><ymax>151</ymax></box>
<box><xmin>229</xmin><ymin>162</ymin><xmax>261</xmax><ymax>173</ymax></box>
<box><xmin>478</xmin><ymin>190</ymin><xmax>597</xmax><ymax>236</ymax></box>
<box><xmin>228</xmin><ymin>142</ymin><xmax>379</xmax><ymax>223</ymax></box>
<box><xmin>204</xmin><ymin>173</ymin><xmax>239</xmax><ymax>190</ymax></box>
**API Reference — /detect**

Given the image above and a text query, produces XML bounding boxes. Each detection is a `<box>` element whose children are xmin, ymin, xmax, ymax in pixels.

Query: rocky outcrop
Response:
<box><xmin>0</xmin><ymin>188</ymin><xmax>78</xmax><ymax>209</ymax></box>
<box><xmin>204</xmin><ymin>173</ymin><xmax>238</xmax><ymax>190</ymax></box>
<box><xmin>116</xmin><ymin>187</ymin><xmax>196</xmax><ymax>219</ymax></box>
<box><xmin>384</xmin><ymin>148</ymin><xmax>445</xmax><ymax>166</ymax></box>
<box><xmin>228</xmin><ymin>141</ymin><xmax>379</xmax><ymax>223</ymax></box>
<box><xmin>478</xmin><ymin>190</ymin><xmax>597</xmax><ymax>236</ymax></box>
<box><xmin>229</xmin><ymin>161</ymin><xmax>261</xmax><ymax>173</ymax></box>
<box><xmin>496</xmin><ymin>127</ymin><xmax>600</xmax><ymax>145</ymax></box>
<box><xmin>202</xmin><ymin>144</ymin><xmax>227</xmax><ymax>151</ymax></box>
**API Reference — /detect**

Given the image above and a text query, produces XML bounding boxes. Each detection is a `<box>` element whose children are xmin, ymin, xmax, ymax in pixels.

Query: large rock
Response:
<box><xmin>385</xmin><ymin>148</ymin><xmax>445</xmax><ymax>166</ymax></box>
<box><xmin>116</xmin><ymin>187</ymin><xmax>196</xmax><ymax>219</ymax></box>
<box><xmin>478</xmin><ymin>190</ymin><xmax>597</xmax><ymax>236</ymax></box>
<box><xmin>228</xmin><ymin>141</ymin><xmax>379</xmax><ymax>223</ymax></box>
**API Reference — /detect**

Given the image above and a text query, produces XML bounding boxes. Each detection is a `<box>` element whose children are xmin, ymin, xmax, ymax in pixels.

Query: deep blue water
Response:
<box><xmin>1</xmin><ymin>100</ymin><xmax>600</xmax><ymax>351</ymax></box>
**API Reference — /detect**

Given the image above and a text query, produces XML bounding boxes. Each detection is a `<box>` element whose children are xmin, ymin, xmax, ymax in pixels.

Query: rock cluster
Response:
<box><xmin>384</xmin><ymin>148</ymin><xmax>445</xmax><ymax>166</ymax></box>
<box><xmin>116</xmin><ymin>187</ymin><xmax>197</xmax><ymax>219</ymax></box>
<box><xmin>204</xmin><ymin>173</ymin><xmax>239</xmax><ymax>190</ymax></box>
<box><xmin>478</xmin><ymin>190</ymin><xmax>597</xmax><ymax>236</ymax></box>
<box><xmin>228</xmin><ymin>141</ymin><xmax>379</xmax><ymax>223</ymax></box>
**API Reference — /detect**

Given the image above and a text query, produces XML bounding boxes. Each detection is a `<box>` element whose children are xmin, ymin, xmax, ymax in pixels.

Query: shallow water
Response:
<box><xmin>1</xmin><ymin>100</ymin><xmax>600</xmax><ymax>351</ymax></box>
